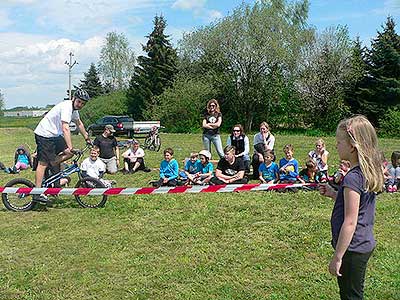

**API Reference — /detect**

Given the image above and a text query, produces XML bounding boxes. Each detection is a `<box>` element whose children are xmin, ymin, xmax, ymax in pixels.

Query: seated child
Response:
<box><xmin>80</xmin><ymin>146</ymin><xmax>115</xmax><ymax>188</ymax></box>
<box><xmin>333</xmin><ymin>160</ymin><xmax>351</xmax><ymax>185</ymax></box>
<box><xmin>329</xmin><ymin>160</ymin><xmax>351</xmax><ymax>190</ymax></box>
<box><xmin>153</xmin><ymin>148</ymin><xmax>179</xmax><ymax>187</ymax></box>
<box><xmin>6</xmin><ymin>145</ymin><xmax>32</xmax><ymax>174</ymax></box>
<box><xmin>299</xmin><ymin>158</ymin><xmax>327</xmax><ymax>184</ymax></box>
<box><xmin>181</xmin><ymin>152</ymin><xmax>201</xmax><ymax>184</ymax></box>
<box><xmin>192</xmin><ymin>150</ymin><xmax>214</xmax><ymax>185</ymax></box>
<box><xmin>210</xmin><ymin>145</ymin><xmax>248</xmax><ymax>185</ymax></box>
<box><xmin>278</xmin><ymin>144</ymin><xmax>299</xmax><ymax>182</ymax></box>
<box><xmin>308</xmin><ymin>138</ymin><xmax>329</xmax><ymax>176</ymax></box>
<box><xmin>121</xmin><ymin>140</ymin><xmax>150</xmax><ymax>174</ymax></box>
<box><xmin>258</xmin><ymin>150</ymin><xmax>279</xmax><ymax>184</ymax></box>
<box><xmin>386</xmin><ymin>151</ymin><xmax>400</xmax><ymax>192</ymax></box>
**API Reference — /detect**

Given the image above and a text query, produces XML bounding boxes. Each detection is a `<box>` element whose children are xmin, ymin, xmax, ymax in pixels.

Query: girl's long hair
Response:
<box><xmin>337</xmin><ymin>115</ymin><xmax>384</xmax><ymax>192</ymax></box>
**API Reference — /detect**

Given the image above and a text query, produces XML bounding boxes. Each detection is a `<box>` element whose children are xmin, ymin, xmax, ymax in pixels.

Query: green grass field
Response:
<box><xmin>0</xmin><ymin>128</ymin><xmax>399</xmax><ymax>300</ymax></box>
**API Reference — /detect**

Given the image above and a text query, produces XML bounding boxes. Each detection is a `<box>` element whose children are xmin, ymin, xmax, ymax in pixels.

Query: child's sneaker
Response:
<box><xmin>393</xmin><ymin>185</ymin><xmax>398</xmax><ymax>192</ymax></box>
<box><xmin>387</xmin><ymin>185</ymin><xmax>393</xmax><ymax>193</ymax></box>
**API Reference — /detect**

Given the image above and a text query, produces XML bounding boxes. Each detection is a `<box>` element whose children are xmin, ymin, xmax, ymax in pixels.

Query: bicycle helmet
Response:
<box><xmin>199</xmin><ymin>150</ymin><xmax>211</xmax><ymax>160</ymax></box>
<box><xmin>73</xmin><ymin>88</ymin><xmax>90</xmax><ymax>102</ymax></box>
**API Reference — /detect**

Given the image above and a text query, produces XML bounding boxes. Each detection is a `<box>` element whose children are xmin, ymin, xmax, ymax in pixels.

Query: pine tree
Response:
<box><xmin>79</xmin><ymin>63</ymin><xmax>103</xmax><ymax>98</ymax></box>
<box><xmin>357</xmin><ymin>17</ymin><xmax>400</xmax><ymax>124</ymax></box>
<box><xmin>343</xmin><ymin>37</ymin><xmax>368</xmax><ymax>113</ymax></box>
<box><xmin>127</xmin><ymin>15</ymin><xmax>178</xmax><ymax>120</ymax></box>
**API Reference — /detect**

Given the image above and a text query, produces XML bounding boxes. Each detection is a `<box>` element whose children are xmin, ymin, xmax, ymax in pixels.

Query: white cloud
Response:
<box><xmin>0</xmin><ymin>34</ymin><xmax>104</xmax><ymax>108</ymax></box>
<box><xmin>172</xmin><ymin>0</ymin><xmax>206</xmax><ymax>10</ymax></box>
<box><xmin>0</xmin><ymin>10</ymin><xmax>13</xmax><ymax>27</ymax></box>
<box><xmin>207</xmin><ymin>9</ymin><xmax>223</xmax><ymax>21</ymax></box>
<box><xmin>171</xmin><ymin>0</ymin><xmax>223</xmax><ymax>22</ymax></box>
<box><xmin>372</xmin><ymin>0</ymin><xmax>400</xmax><ymax>16</ymax></box>
<box><xmin>31</xmin><ymin>0</ymin><xmax>172</xmax><ymax>35</ymax></box>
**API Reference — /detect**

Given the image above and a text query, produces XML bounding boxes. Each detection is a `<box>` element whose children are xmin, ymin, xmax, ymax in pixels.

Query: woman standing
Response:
<box><xmin>226</xmin><ymin>124</ymin><xmax>250</xmax><ymax>173</ymax></box>
<box><xmin>202</xmin><ymin>99</ymin><xmax>224</xmax><ymax>158</ymax></box>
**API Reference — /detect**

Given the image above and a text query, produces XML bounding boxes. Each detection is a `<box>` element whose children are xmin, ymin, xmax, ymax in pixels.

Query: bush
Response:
<box><xmin>80</xmin><ymin>91</ymin><xmax>129</xmax><ymax>126</ymax></box>
<box><xmin>379</xmin><ymin>107</ymin><xmax>400</xmax><ymax>137</ymax></box>
<box><xmin>145</xmin><ymin>77</ymin><xmax>215</xmax><ymax>133</ymax></box>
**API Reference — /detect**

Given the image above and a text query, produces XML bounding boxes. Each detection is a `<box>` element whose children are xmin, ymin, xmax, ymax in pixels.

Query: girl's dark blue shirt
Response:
<box><xmin>331</xmin><ymin>166</ymin><xmax>376</xmax><ymax>253</ymax></box>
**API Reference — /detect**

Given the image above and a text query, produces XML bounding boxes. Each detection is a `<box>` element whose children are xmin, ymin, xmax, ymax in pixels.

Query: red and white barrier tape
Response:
<box><xmin>0</xmin><ymin>183</ymin><xmax>317</xmax><ymax>196</ymax></box>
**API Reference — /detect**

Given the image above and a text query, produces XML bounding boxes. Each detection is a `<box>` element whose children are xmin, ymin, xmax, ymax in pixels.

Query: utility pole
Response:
<box><xmin>65</xmin><ymin>52</ymin><xmax>78</xmax><ymax>100</ymax></box>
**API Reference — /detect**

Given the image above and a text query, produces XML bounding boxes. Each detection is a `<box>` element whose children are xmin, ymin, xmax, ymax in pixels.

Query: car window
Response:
<box><xmin>119</xmin><ymin>117</ymin><xmax>133</xmax><ymax>122</ymax></box>
<box><xmin>103</xmin><ymin>117</ymin><xmax>114</xmax><ymax>123</ymax></box>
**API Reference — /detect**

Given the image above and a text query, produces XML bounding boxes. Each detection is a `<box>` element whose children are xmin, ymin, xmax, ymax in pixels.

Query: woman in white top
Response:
<box><xmin>251</xmin><ymin>122</ymin><xmax>276</xmax><ymax>179</ymax></box>
<box><xmin>308</xmin><ymin>138</ymin><xmax>329</xmax><ymax>175</ymax></box>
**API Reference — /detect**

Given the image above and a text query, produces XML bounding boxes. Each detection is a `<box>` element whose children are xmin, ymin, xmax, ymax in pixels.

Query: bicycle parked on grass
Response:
<box><xmin>1</xmin><ymin>145</ymin><xmax>108</xmax><ymax>211</ymax></box>
<box><xmin>143</xmin><ymin>126</ymin><xmax>163</xmax><ymax>152</ymax></box>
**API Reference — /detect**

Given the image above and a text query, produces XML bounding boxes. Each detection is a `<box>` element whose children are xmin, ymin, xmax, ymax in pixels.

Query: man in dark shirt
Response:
<box><xmin>93</xmin><ymin>124</ymin><xmax>120</xmax><ymax>174</ymax></box>
<box><xmin>210</xmin><ymin>145</ymin><xmax>248</xmax><ymax>185</ymax></box>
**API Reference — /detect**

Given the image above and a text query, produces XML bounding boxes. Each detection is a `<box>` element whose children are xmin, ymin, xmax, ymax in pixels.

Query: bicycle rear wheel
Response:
<box><xmin>2</xmin><ymin>178</ymin><xmax>36</xmax><ymax>211</ymax></box>
<box><xmin>74</xmin><ymin>177</ymin><xmax>108</xmax><ymax>208</ymax></box>
<box><xmin>154</xmin><ymin>135</ymin><xmax>161</xmax><ymax>152</ymax></box>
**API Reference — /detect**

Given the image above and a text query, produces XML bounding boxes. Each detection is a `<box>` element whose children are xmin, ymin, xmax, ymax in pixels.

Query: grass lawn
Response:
<box><xmin>0</xmin><ymin>128</ymin><xmax>399</xmax><ymax>300</ymax></box>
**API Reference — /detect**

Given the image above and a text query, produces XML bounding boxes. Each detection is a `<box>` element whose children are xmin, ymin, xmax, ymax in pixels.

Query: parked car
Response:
<box><xmin>87</xmin><ymin>115</ymin><xmax>160</xmax><ymax>138</ymax></box>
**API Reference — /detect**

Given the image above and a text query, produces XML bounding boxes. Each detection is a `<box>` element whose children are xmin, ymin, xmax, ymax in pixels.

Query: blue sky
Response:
<box><xmin>0</xmin><ymin>0</ymin><xmax>399</xmax><ymax>109</ymax></box>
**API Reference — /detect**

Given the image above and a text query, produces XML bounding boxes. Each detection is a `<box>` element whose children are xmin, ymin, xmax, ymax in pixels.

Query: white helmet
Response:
<box><xmin>199</xmin><ymin>150</ymin><xmax>211</xmax><ymax>160</ymax></box>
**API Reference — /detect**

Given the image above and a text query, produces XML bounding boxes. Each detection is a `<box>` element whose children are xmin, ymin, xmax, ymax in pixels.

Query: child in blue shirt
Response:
<box><xmin>279</xmin><ymin>144</ymin><xmax>299</xmax><ymax>182</ymax></box>
<box><xmin>153</xmin><ymin>148</ymin><xmax>179</xmax><ymax>187</ymax></box>
<box><xmin>258</xmin><ymin>150</ymin><xmax>279</xmax><ymax>183</ymax></box>
<box><xmin>182</xmin><ymin>152</ymin><xmax>201</xmax><ymax>184</ymax></box>
<box><xmin>192</xmin><ymin>150</ymin><xmax>214</xmax><ymax>185</ymax></box>
<box><xmin>6</xmin><ymin>145</ymin><xmax>32</xmax><ymax>174</ymax></box>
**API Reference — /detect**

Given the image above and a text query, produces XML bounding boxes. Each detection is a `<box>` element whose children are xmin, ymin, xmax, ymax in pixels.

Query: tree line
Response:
<box><xmin>78</xmin><ymin>0</ymin><xmax>400</xmax><ymax>136</ymax></box>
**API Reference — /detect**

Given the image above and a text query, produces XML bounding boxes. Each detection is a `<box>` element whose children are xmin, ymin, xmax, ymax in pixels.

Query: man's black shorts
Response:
<box><xmin>35</xmin><ymin>134</ymin><xmax>67</xmax><ymax>164</ymax></box>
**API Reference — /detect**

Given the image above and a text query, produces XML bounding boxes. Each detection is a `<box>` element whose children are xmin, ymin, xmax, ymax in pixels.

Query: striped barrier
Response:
<box><xmin>0</xmin><ymin>183</ymin><xmax>318</xmax><ymax>196</ymax></box>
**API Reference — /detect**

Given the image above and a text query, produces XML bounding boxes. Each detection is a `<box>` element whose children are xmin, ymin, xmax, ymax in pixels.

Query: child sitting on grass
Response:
<box><xmin>5</xmin><ymin>145</ymin><xmax>32</xmax><ymax>174</ymax></box>
<box><xmin>299</xmin><ymin>158</ymin><xmax>327</xmax><ymax>184</ymax></box>
<box><xmin>278</xmin><ymin>144</ymin><xmax>299</xmax><ymax>182</ymax></box>
<box><xmin>153</xmin><ymin>148</ymin><xmax>179</xmax><ymax>187</ymax></box>
<box><xmin>80</xmin><ymin>146</ymin><xmax>115</xmax><ymax>188</ymax></box>
<box><xmin>333</xmin><ymin>160</ymin><xmax>351</xmax><ymax>185</ymax></box>
<box><xmin>386</xmin><ymin>151</ymin><xmax>400</xmax><ymax>192</ymax></box>
<box><xmin>181</xmin><ymin>152</ymin><xmax>201</xmax><ymax>184</ymax></box>
<box><xmin>258</xmin><ymin>150</ymin><xmax>279</xmax><ymax>184</ymax></box>
<box><xmin>192</xmin><ymin>150</ymin><xmax>214</xmax><ymax>185</ymax></box>
<box><xmin>121</xmin><ymin>140</ymin><xmax>150</xmax><ymax>174</ymax></box>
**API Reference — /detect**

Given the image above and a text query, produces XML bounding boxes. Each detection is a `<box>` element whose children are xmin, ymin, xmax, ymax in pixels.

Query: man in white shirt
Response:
<box><xmin>33</xmin><ymin>89</ymin><xmax>91</xmax><ymax>204</ymax></box>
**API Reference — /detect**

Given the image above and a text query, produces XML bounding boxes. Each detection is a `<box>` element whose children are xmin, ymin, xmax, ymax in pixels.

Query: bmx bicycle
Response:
<box><xmin>143</xmin><ymin>126</ymin><xmax>163</xmax><ymax>152</ymax></box>
<box><xmin>1</xmin><ymin>145</ymin><xmax>108</xmax><ymax>211</ymax></box>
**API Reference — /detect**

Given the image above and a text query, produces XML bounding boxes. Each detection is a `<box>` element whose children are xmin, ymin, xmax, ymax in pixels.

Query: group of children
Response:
<box><xmin>151</xmin><ymin>138</ymin><xmax>400</xmax><ymax>193</ymax></box>
<box><xmin>2</xmin><ymin>139</ymin><xmax>400</xmax><ymax>193</ymax></box>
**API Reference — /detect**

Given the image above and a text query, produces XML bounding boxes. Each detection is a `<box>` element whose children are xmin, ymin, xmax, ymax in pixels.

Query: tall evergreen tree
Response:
<box><xmin>357</xmin><ymin>17</ymin><xmax>400</xmax><ymax>124</ymax></box>
<box><xmin>79</xmin><ymin>63</ymin><xmax>103</xmax><ymax>98</ymax></box>
<box><xmin>127</xmin><ymin>15</ymin><xmax>178</xmax><ymax>120</ymax></box>
<box><xmin>343</xmin><ymin>37</ymin><xmax>368</xmax><ymax>113</ymax></box>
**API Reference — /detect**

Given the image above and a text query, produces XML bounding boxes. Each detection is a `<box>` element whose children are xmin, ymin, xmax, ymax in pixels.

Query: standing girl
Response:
<box><xmin>202</xmin><ymin>99</ymin><xmax>224</xmax><ymax>159</ymax></box>
<box><xmin>319</xmin><ymin>115</ymin><xmax>384</xmax><ymax>300</ymax></box>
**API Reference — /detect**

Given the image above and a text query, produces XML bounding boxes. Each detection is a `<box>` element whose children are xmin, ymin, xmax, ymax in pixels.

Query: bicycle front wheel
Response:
<box><xmin>155</xmin><ymin>135</ymin><xmax>161</xmax><ymax>152</ymax></box>
<box><xmin>143</xmin><ymin>136</ymin><xmax>152</xmax><ymax>149</ymax></box>
<box><xmin>2</xmin><ymin>178</ymin><xmax>36</xmax><ymax>211</ymax></box>
<box><xmin>74</xmin><ymin>177</ymin><xmax>108</xmax><ymax>208</ymax></box>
